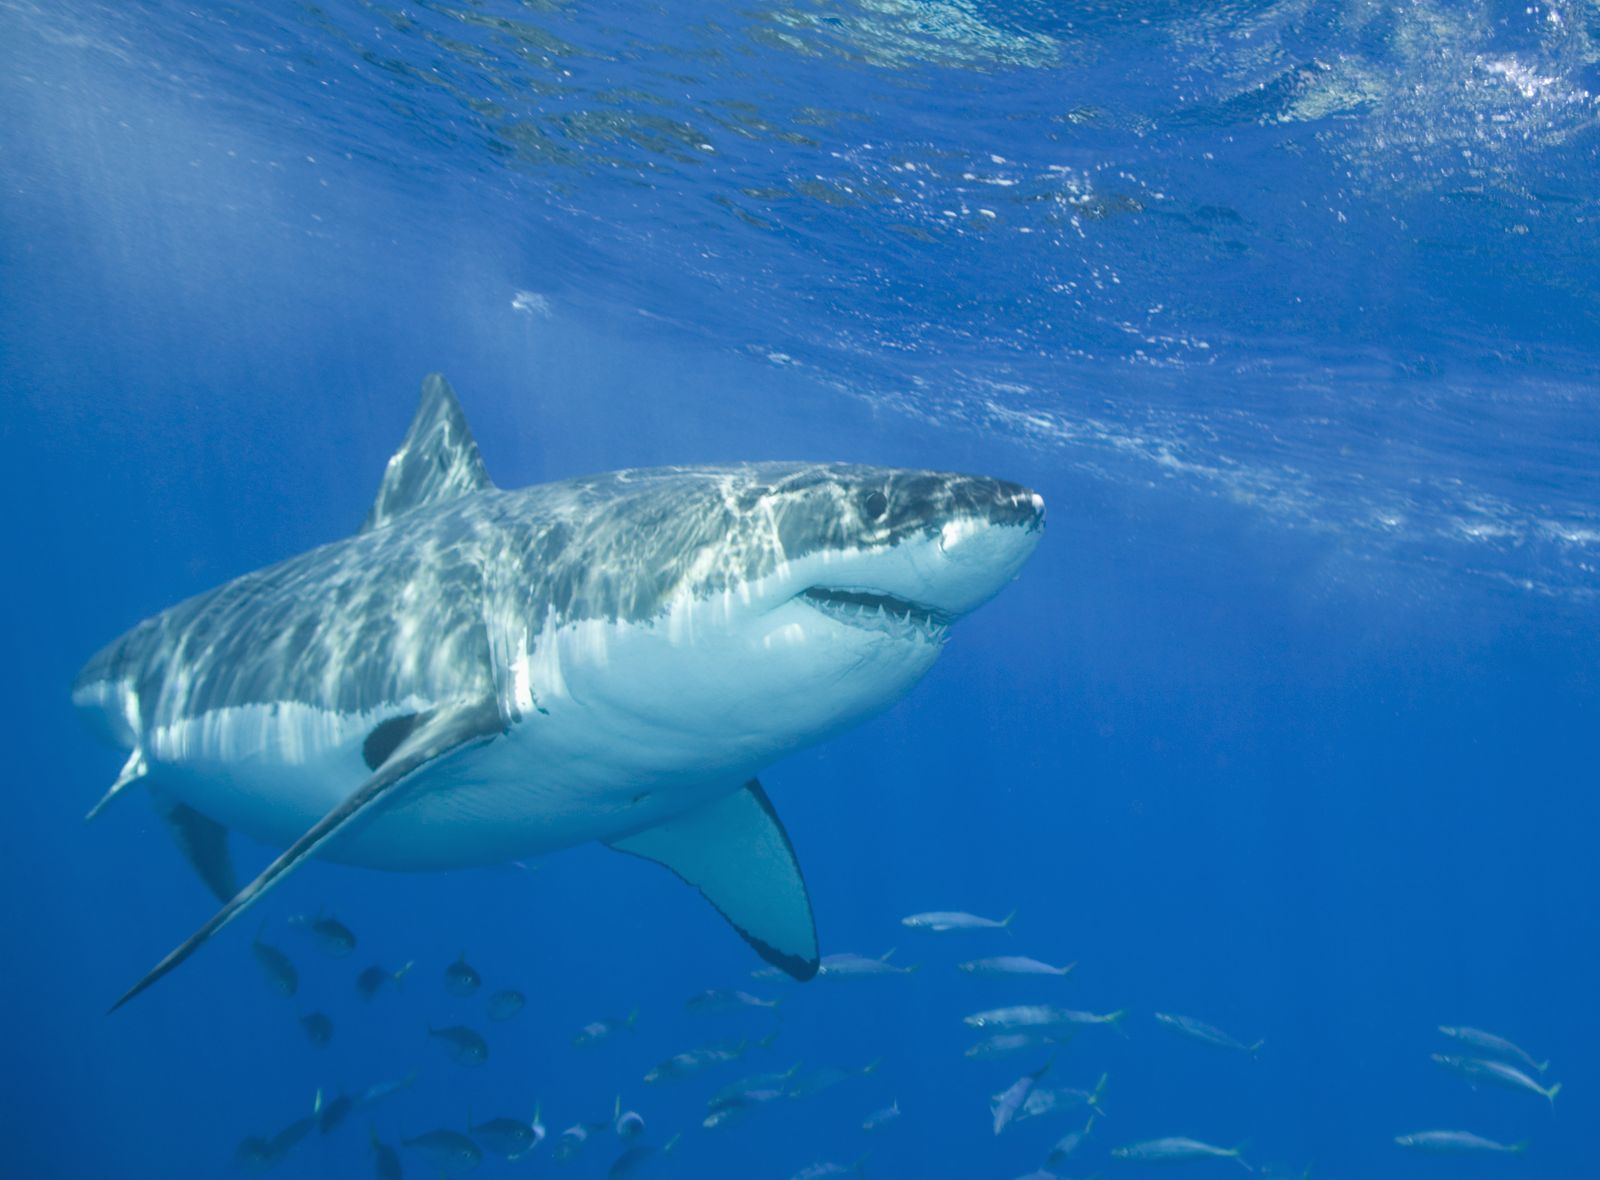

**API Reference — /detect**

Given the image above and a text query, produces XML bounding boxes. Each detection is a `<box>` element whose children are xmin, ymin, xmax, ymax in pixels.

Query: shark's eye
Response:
<box><xmin>862</xmin><ymin>490</ymin><xmax>888</xmax><ymax>520</ymax></box>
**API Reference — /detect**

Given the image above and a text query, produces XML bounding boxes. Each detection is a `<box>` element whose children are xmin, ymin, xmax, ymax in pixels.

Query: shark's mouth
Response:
<box><xmin>798</xmin><ymin>586</ymin><xmax>952</xmax><ymax>640</ymax></box>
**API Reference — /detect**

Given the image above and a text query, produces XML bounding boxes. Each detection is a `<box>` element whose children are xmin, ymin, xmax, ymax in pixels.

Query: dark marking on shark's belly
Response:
<box><xmin>363</xmin><ymin>712</ymin><xmax>423</xmax><ymax>771</ymax></box>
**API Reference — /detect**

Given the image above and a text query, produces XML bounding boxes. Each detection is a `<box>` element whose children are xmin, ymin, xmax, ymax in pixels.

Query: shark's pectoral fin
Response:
<box><xmin>608</xmin><ymin>781</ymin><xmax>819</xmax><ymax>981</ymax></box>
<box><xmin>110</xmin><ymin>698</ymin><xmax>504</xmax><ymax>1013</ymax></box>
<box><xmin>152</xmin><ymin>791</ymin><xmax>237</xmax><ymax>903</ymax></box>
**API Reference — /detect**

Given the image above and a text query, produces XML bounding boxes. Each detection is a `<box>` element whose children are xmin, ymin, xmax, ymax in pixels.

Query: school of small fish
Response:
<box><xmin>230</xmin><ymin>909</ymin><xmax>1559</xmax><ymax>1177</ymax></box>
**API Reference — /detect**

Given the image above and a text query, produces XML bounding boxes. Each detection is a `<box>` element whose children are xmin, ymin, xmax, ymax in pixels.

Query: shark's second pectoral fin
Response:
<box><xmin>608</xmin><ymin>781</ymin><xmax>819</xmax><ymax>981</ymax></box>
<box><xmin>110</xmin><ymin>698</ymin><xmax>504</xmax><ymax>1013</ymax></box>
<box><xmin>152</xmin><ymin>791</ymin><xmax>237</xmax><ymax>904</ymax></box>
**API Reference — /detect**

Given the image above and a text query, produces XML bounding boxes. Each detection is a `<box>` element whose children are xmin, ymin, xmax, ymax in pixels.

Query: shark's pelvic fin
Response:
<box><xmin>109</xmin><ymin>698</ymin><xmax>504</xmax><ymax>1012</ymax></box>
<box><xmin>608</xmin><ymin>780</ymin><xmax>819</xmax><ymax>981</ymax></box>
<box><xmin>360</xmin><ymin>373</ymin><xmax>494</xmax><ymax>533</ymax></box>
<box><xmin>154</xmin><ymin>792</ymin><xmax>237</xmax><ymax>903</ymax></box>
<box><xmin>85</xmin><ymin>749</ymin><xmax>148</xmax><ymax>821</ymax></box>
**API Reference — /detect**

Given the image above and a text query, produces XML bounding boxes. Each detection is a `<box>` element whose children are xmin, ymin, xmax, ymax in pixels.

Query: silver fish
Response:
<box><xmin>614</xmin><ymin>1098</ymin><xmax>646</xmax><ymax>1141</ymax></box>
<box><xmin>902</xmin><ymin>909</ymin><xmax>1016</xmax><ymax>932</ymax></box>
<box><xmin>862</xmin><ymin>1100</ymin><xmax>901</xmax><ymax>1132</ymax></box>
<box><xmin>251</xmin><ymin>933</ymin><xmax>298</xmax><ymax>996</ymax></box>
<box><xmin>646</xmin><ymin>1035</ymin><xmax>771</xmax><ymax>1083</ymax></box>
<box><xmin>959</xmin><ymin>956</ymin><xmax>1074</xmax><ymax>977</ymax></box>
<box><xmin>443</xmin><ymin>954</ymin><xmax>481</xmax><ymax>996</ymax></box>
<box><xmin>687</xmin><ymin>988</ymin><xmax>781</xmax><ymax>1013</ymax></box>
<box><xmin>403</xmin><ymin>1128</ymin><xmax>482</xmax><ymax>1174</ymax></box>
<box><xmin>575</xmin><ymin>1010</ymin><xmax>639</xmax><ymax>1047</ymax></box>
<box><xmin>966</xmin><ymin>1031</ymin><xmax>1070</xmax><ymax>1060</ymax></box>
<box><xmin>288</xmin><ymin>913</ymin><xmax>357</xmax><ymax>958</ymax></box>
<box><xmin>1431</xmin><ymin>1054</ymin><xmax>1561</xmax><ymax>1106</ymax></box>
<box><xmin>754</xmin><ymin>950</ymin><xmax>917</xmax><ymax>979</ymax></box>
<box><xmin>357</xmin><ymin>1072</ymin><xmax>417</xmax><ymax>1107</ymax></box>
<box><xmin>788</xmin><ymin>1059</ymin><xmax>879</xmax><ymax>1100</ymax></box>
<box><xmin>1112</xmin><ymin>1137</ymin><xmax>1251</xmax><ymax>1170</ymax></box>
<box><xmin>1437</xmin><ymin>1026</ymin><xmax>1548</xmax><ymax>1073</ymax></box>
<box><xmin>1395</xmin><ymin>1130</ymin><xmax>1527</xmax><ymax>1154</ymax></box>
<box><xmin>993</xmin><ymin>1060</ymin><xmax>1052</xmax><ymax>1135</ymax></box>
<box><xmin>1048</xmin><ymin>1115</ymin><xmax>1095</xmax><ymax>1164</ymax></box>
<box><xmin>355</xmin><ymin>961</ymin><xmax>412</xmax><ymax>1000</ymax></box>
<box><xmin>428</xmin><ymin>1024</ymin><xmax>489</xmax><ymax>1067</ymax></box>
<box><xmin>1018</xmin><ymin>1073</ymin><xmax>1109</xmax><ymax>1123</ymax></box>
<box><xmin>709</xmin><ymin>1064</ymin><xmax>802</xmax><ymax>1108</ymax></box>
<box><xmin>1154</xmin><ymin>1012</ymin><xmax>1263</xmax><ymax>1055</ymax></box>
<box><xmin>704</xmin><ymin>1087</ymin><xmax>786</xmax><ymax>1129</ymax></box>
<box><xmin>313</xmin><ymin>1089</ymin><xmax>353</xmax><ymax>1134</ymax></box>
<box><xmin>552</xmin><ymin>1122</ymin><xmax>606</xmax><ymax>1164</ymax></box>
<box><xmin>964</xmin><ymin>1005</ymin><xmax>1126</xmax><ymax>1032</ymax></box>
<box><xmin>470</xmin><ymin>1115</ymin><xmax>540</xmax><ymax>1159</ymax></box>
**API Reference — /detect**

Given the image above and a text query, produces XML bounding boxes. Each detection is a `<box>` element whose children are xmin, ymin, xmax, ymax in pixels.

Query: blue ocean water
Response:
<box><xmin>3</xmin><ymin>1</ymin><xmax>1597</xmax><ymax>1177</ymax></box>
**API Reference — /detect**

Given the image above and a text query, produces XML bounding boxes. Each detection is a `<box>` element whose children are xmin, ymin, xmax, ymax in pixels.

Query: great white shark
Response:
<box><xmin>74</xmin><ymin>375</ymin><xmax>1045</xmax><ymax>1009</ymax></box>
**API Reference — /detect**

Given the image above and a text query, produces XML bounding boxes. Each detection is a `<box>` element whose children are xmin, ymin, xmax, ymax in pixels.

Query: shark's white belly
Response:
<box><xmin>143</xmin><ymin>704</ymin><xmax>750</xmax><ymax>871</ymax></box>
<box><xmin>139</xmin><ymin>593</ymin><xmax>941</xmax><ymax>870</ymax></box>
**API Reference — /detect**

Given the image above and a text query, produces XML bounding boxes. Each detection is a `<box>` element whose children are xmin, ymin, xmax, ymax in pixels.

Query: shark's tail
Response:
<box><xmin>1107</xmin><ymin>1009</ymin><xmax>1130</xmax><ymax>1038</ymax></box>
<box><xmin>1545</xmin><ymin>1081</ymin><xmax>1562</xmax><ymax>1108</ymax></box>
<box><xmin>1231</xmin><ymin>1142</ymin><xmax>1255</xmax><ymax>1173</ymax></box>
<box><xmin>1248</xmin><ymin>1039</ymin><xmax>1266</xmax><ymax>1057</ymax></box>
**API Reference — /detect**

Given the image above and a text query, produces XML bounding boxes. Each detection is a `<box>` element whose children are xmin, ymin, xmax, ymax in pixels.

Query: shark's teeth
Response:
<box><xmin>797</xmin><ymin>587</ymin><xmax>950</xmax><ymax>641</ymax></box>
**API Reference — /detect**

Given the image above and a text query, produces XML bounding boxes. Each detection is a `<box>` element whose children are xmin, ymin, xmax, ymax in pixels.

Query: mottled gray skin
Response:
<box><xmin>76</xmin><ymin>462</ymin><xmax>1039</xmax><ymax>738</ymax></box>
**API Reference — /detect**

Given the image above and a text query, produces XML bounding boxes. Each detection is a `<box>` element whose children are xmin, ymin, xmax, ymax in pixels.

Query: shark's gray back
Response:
<box><xmin>76</xmin><ymin>495</ymin><xmax>507</xmax><ymax>731</ymax></box>
<box><xmin>73</xmin><ymin>460</ymin><xmax>926</xmax><ymax>736</ymax></box>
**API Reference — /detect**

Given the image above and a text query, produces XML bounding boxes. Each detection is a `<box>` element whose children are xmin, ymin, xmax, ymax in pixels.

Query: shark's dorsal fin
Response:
<box><xmin>109</xmin><ymin>697</ymin><xmax>504</xmax><ymax>1012</ymax></box>
<box><xmin>608</xmin><ymin>780</ymin><xmax>819</xmax><ymax>981</ymax></box>
<box><xmin>360</xmin><ymin>374</ymin><xmax>494</xmax><ymax>533</ymax></box>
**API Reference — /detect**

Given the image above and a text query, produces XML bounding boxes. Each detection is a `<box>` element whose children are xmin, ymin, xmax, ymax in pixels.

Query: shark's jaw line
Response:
<box><xmin>796</xmin><ymin>585</ymin><xmax>952</xmax><ymax>640</ymax></box>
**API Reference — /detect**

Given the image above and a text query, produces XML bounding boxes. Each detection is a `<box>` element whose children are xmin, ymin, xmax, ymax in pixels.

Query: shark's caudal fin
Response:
<box><xmin>152</xmin><ymin>791</ymin><xmax>238</xmax><ymax>903</ymax></box>
<box><xmin>608</xmin><ymin>780</ymin><xmax>819</xmax><ymax>981</ymax></box>
<box><xmin>109</xmin><ymin>698</ymin><xmax>504</xmax><ymax>1012</ymax></box>
<box><xmin>360</xmin><ymin>373</ymin><xmax>495</xmax><ymax>533</ymax></box>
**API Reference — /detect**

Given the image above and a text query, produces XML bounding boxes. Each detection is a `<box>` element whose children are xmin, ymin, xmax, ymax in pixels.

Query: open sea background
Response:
<box><xmin>3</xmin><ymin>2</ymin><xmax>1598</xmax><ymax>1177</ymax></box>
